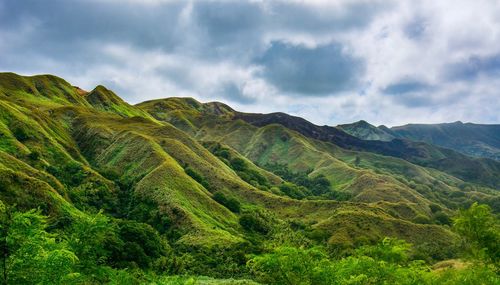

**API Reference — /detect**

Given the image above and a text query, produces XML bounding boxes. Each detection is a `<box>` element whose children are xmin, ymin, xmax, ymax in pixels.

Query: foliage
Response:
<box><xmin>248</xmin><ymin>237</ymin><xmax>499</xmax><ymax>285</ymax></box>
<box><xmin>263</xmin><ymin>163</ymin><xmax>344</xmax><ymax>200</ymax></box>
<box><xmin>278</xmin><ymin>182</ymin><xmax>310</xmax><ymax>200</ymax></box>
<box><xmin>46</xmin><ymin>161</ymin><xmax>88</xmax><ymax>187</ymax></box>
<box><xmin>239</xmin><ymin>211</ymin><xmax>270</xmax><ymax>235</ymax></box>
<box><xmin>67</xmin><ymin>211</ymin><xmax>116</xmax><ymax>271</ymax></box>
<box><xmin>112</xmin><ymin>219</ymin><xmax>169</xmax><ymax>269</ymax></box>
<box><xmin>213</xmin><ymin>192</ymin><xmax>241</xmax><ymax>213</ymax></box>
<box><xmin>0</xmin><ymin>204</ymin><xmax>79</xmax><ymax>284</ymax></box>
<box><xmin>453</xmin><ymin>202</ymin><xmax>500</xmax><ymax>263</ymax></box>
<box><xmin>185</xmin><ymin>165</ymin><xmax>211</xmax><ymax>190</ymax></box>
<box><xmin>247</xmin><ymin>246</ymin><xmax>331</xmax><ymax>285</ymax></box>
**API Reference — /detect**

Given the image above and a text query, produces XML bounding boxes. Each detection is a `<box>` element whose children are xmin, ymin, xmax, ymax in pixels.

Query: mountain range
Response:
<box><xmin>338</xmin><ymin>120</ymin><xmax>500</xmax><ymax>161</ymax></box>
<box><xmin>0</xmin><ymin>72</ymin><xmax>498</xmax><ymax>282</ymax></box>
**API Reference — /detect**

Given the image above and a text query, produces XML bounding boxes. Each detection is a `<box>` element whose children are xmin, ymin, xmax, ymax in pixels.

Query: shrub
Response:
<box><xmin>413</xmin><ymin>215</ymin><xmax>432</xmax><ymax>224</ymax></box>
<box><xmin>185</xmin><ymin>166</ymin><xmax>211</xmax><ymax>190</ymax></box>
<box><xmin>28</xmin><ymin>151</ymin><xmax>40</xmax><ymax>160</ymax></box>
<box><xmin>239</xmin><ymin>213</ymin><xmax>269</xmax><ymax>234</ymax></box>
<box><xmin>12</xmin><ymin>127</ymin><xmax>29</xmax><ymax>142</ymax></box>
<box><xmin>230</xmin><ymin>158</ymin><xmax>247</xmax><ymax>171</ymax></box>
<box><xmin>279</xmin><ymin>182</ymin><xmax>308</xmax><ymax>200</ymax></box>
<box><xmin>213</xmin><ymin>192</ymin><xmax>241</xmax><ymax>213</ymax></box>
<box><xmin>434</xmin><ymin>211</ymin><xmax>451</xmax><ymax>225</ymax></box>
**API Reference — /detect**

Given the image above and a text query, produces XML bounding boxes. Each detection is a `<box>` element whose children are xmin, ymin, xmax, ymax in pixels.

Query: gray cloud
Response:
<box><xmin>0</xmin><ymin>0</ymin><xmax>499</xmax><ymax>126</ymax></box>
<box><xmin>256</xmin><ymin>41</ymin><xmax>364</xmax><ymax>95</ymax></box>
<box><xmin>383</xmin><ymin>80</ymin><xmax>432</xmax><ymax>95</ymax></box>
<box><xmin>445</xmin><ymin>54</ymin><xmax>500</xmax><ymax>81</ymax></box>
<box><xmin>381</xmin><ymin>80</ymin><xmax>437</xmax><ymax>107</ymax></box>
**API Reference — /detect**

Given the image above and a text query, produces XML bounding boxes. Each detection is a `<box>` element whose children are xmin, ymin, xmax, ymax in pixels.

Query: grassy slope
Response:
<box><xmin>337</xmin><ymin>120</ymin><xmax>395</xmax><ymax>141</ymax></box>
<box><xmin>232</xmin><ymin>111</ymin><xmax>500</xmax><ymax>189</ymax></box>
<box><xmin>0</xmin><ymin>73</ymin><xmax>469</xmax><ymax>251</ymax></box>
<box><xmin>139</xmin><ymin>98</ymin><xmax>498</xmax><ymax>212</ymax></box>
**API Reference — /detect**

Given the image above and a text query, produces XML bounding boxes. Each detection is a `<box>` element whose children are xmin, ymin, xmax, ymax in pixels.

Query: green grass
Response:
<box><xmin>0</xmin><ymin>72</ymin><xmax>498</xmax><ymax>282</ymax></box>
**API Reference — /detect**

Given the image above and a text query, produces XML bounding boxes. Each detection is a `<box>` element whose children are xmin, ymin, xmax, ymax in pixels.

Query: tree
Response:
<box><xmin>68</xmin><ymin>211</ymin><xmax>116</xmax><ymax>270</ymax></box>
<box><xmin>0</xmin><ymin>203</ymin><xmax>79</xmax><ymax>284</ymax></box>
<box><xmin>239</xmin><ymin>213</ymin><xmax>269</xmax><ymax>234</ymax></box>
<box><xmin>453</xmin><ymin>203</ymin><xmax>499</xmax><ymax>263</ymax></box>
<box><xmin>230</xmin><ymin>158</ymin><xmax>247</xmax><ymax>171</ymax></box>
<box><xmin>354</xmin><ymin>156</ymin><xmax>361</xmax><ymax>166</ymax></box>
<box><xmin>247</xmin><ymin>246</ymin><xmax>333</xmax><ymax>285</ymax></box>
<box><xmin>213</xmin><ymin>192</ymin><xmax>241</xmax><ymax>213</ymax></box>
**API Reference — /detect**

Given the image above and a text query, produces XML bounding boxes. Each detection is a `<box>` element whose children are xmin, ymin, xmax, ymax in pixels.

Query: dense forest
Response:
<box><xmin>0</xmin><ymin>201</ymin><xmax>498</xmax><ymax>284</ymax></box>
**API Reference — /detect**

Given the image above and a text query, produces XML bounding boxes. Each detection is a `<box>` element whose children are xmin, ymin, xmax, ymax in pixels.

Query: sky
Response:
<box><xmin>1</xmin><ymin>0</ymin><xmax>500</xmax><ymax>126</ymax></box>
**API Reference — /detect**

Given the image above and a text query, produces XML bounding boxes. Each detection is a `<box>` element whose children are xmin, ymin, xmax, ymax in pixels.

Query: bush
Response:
<box><xmin>279</xmin><ymin>182</ymin><xmax>309</xmax><ymax>200</ymax></box>
<box><xmin>28</xmin><ymin>151</ymin><xmax>40</xmax><ymax>160</ymax></box>
<box><xmin>12</xmin><ymin>127</ymin><xmax>29</xmax><ymax>142</ymax></box>
<box><xmin>213</xmin><ymin>192</ymin><xmax>241</xmax><ymax>213</ymax></box>
<box><xmin>434</xmin><ymin>211</ymin><xmax>451</xmax><ymax>225</ymax></box>
<box><xmin>111</xmin><ymin>220</ymin><xmax>168</xmax><ymax>268</ymax></box>
<box><xmin>239</xmin><ymin>213</ymin><xmax>269</xmax><ymax>234</ymax></box>
<box><xmin>230</xmin><ymin>158</ymin><xmax>247</xmax><ymax>171</ymax></box>
<box><xmin>413</xmin><ymin>214</ymin><xmax>432</xmax><ymax>224</ymax></box>
<box><xmin>185</xmin><ymin>166</ymin><xmax>211</xmax><ymax>190</ymax></box>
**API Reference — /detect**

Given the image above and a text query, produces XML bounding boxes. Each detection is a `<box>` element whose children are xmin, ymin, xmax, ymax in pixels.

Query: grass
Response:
<box><xmin>0</xmin><ymin>72</ymin><xmax>497</xmax><ymax>263</ymax></box>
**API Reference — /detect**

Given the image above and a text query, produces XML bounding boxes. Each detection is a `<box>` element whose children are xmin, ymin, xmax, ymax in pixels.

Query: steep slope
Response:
<box><xmin>390</xmin><ymin>122</ymin><xmax>500</xmax><ymax>161</ymax></box>
<box><xmin>233</xmin><ymin>112</ymin><xmax>500</xmax><ymax>188</ymax></box>
<box><xmin>0</xmin><ymin>72</ymin><xmax>463</xmax><ymax>255</ymax></box>
<box><xmin>139</xmin><ymin>97</ymin><xmax>499</xmax><ymax>217</ymax></box>
<box><xmin>337</xmin><ymin>120</ymin><xmax>395</xmax><ymax>141</ymax></box>
<box><xmin>84</xmin><ymin>85</ymin><xmax>154</xmax><ymax>119</ymax></box>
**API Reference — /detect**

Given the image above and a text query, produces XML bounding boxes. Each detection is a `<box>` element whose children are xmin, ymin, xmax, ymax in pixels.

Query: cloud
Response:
<box><xmin>0</xmin><ymin>0</ymin><xmax>499</xmax><ymax>126</ymax></box>
<box><xmin>445</xmin><ymin>53</ymin><xmax>500</xmax><ymax>81</ymax></box>
<box><xmin>256</xmin><ymin>41</ymin><xmax>364</xmax><ymax>95</ymax></box>
<box><xmin>383</xmin><ymin>80</ymin><xmax>432</xmax><ymax>95</ymax></box>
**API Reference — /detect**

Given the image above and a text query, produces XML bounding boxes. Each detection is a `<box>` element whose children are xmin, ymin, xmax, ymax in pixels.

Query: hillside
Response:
<box><xmin>339</xmin><ymin>120</ymin><xmax>500</xmax><ymax>161</ymax></box>
<box><xmin>390</xmin><ymin>122</ymin><xmax>500</xmax><ymax>161</ymax></box>
<box><xmin>337</xmin><ymin>120</ymin><xmax>395</xmax><ymax>141</ymax></box>
<box><xmin>0</xmin><ymin>73</ymin><xmax>498</xmax><ymax>283</ymax></box>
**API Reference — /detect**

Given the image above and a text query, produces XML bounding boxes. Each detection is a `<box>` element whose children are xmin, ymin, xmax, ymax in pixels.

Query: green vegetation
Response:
<box><xmin>213</xmin><ymin>192</ymin><xmax>241</xmax><ymax>213</ymax></box>
<box><xmin>453</xmin><ymin>203</ymin><xmax>499</xmax><ymax>264</ymax></box>
<box><xmin>263</xmin><ymin>163</ymin><xmax>353</xmax><ymax>201</ymax></box>
<box><xmin>0</xmin><ymin>72</ymin><xmax>498</xmax><ymax>283</ymax></box>
<box><xmin>248</xmin><ymin>237</ymin><xmax>499</xmax><ymax>285</ymax></box>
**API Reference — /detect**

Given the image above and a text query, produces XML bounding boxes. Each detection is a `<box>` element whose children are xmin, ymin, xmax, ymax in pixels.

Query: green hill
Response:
<box><xmin>0</xmin><ymin>72</ymin><xmax>498</xmax><ymax>283</ymax></box>
<box><xmin>339</xmin><ymin>119</ymin><xmax>500</xmax><ymax>161</ymax></box>
<box><xmin>390</xmin><ymin>122</ymin><xmax>500</xmax><ymax>161</ymax></box>
<box><xmin>338</xmin><ymin>120</ymin><xmax>395</xmax><ymax>141</ymax></box>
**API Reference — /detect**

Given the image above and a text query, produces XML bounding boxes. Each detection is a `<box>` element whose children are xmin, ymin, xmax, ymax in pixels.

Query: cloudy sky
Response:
<box><xmin>1</xmin><ymin>0</ymin><xmax>500</xmax><ymax>126</ymax></box>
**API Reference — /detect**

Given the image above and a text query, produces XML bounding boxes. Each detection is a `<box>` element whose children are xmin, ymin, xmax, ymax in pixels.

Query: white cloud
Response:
<box><xmin>1</xmin><ymin>0</ymin><xmax>499</xmax><ymax>126</ymax></box>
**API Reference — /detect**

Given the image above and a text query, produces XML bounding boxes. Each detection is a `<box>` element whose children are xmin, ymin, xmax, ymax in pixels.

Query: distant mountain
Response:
<box><xmin>232</xmin><ymin>112</ymin><xmax>500</xmax><ymax>188</ymax></box>
<box><xmin>337</xmin><ymin>120</ymin><xmax>395</xmax><ymax>141</ymax></box>
<box><xmin>390</xmin><ymin>122</ymin><xmax>500</xmax><ymax>161</ymax></box>
<box><xmin>338</xmin><ymin>120</ymin><xmax>500</xmax><ymax>161</ymax></box>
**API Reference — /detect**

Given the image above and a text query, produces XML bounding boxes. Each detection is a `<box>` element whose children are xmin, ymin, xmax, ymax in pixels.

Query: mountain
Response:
<box><xmin>339</xmin><ymin>119</ymin><xmax>500</xmax><ymax>161</ymax></box>
<box><xmin>337</xmin><ymin>120</ymin><xmax>395</xmax><ymax>141</ymax></box>
<box><xmin>0</xmin><ymin>72</ymin><xmax>498</xmax><ymax>283</ymax></box>
<box><xmin>390</xmin><ymin>122</ymin><xmax>500</xmax><ymax>161</ymax></box>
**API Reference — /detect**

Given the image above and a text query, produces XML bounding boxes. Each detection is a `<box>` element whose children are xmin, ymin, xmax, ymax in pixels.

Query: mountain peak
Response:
<box><xmin>337</xmin><ymin>120</ymin><xmax>395</xmax><ymax>141</ymax></box>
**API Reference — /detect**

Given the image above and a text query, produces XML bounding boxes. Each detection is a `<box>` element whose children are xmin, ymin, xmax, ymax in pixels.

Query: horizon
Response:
<box><xmin>2</xmin><ymin>70</ymin><xmax>497</xmax><ymax>128</ymax></box>
<box><xmin>1</xmin><ymin>0</ymin><xmax>500</xmax><ymax>126</ymax></box>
